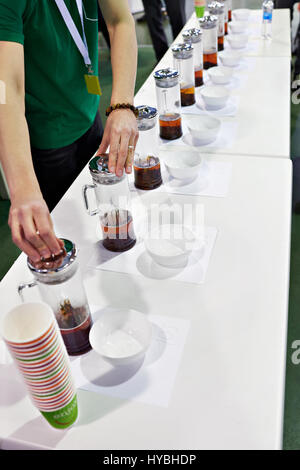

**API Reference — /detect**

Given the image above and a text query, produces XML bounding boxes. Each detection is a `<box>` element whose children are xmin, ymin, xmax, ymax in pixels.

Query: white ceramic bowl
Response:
<box><xmin>184</xmin><ymin>114</ymin><xmax>221</xmax><ymax>145</ymax></box>
<box><xmin>200</xmin><ymin>85</ymin><xmax>230</xmax><ymax>110</ymax></box>
<box><xmin>161</xmin><ymin>149</ymin><xmax>203</xmax><ymax>180</ymax></box>
<box><xmin>232</xmin><ymin>8</ymin><xmax>250</xmax><ymax>21</ymax></box>
<box><xmin>227</xmin><ymin>34</ymin><xmax>249</xmax><ymax>49</ymax></box>
<box><xmin>208</xmin><ymin>65</ymin><xmax>234</xmax><ymax>85</ymax></box>
<box><xmin>145</xmin><ymin>224</ymin><xmax>198</xmax><ymax>268</ymax></box>
<box><xmin>229</xmin><ymin>21</ymin><xmax>247</xmax><ymax>34</ymax></box>
<box><xmin>89</xmin><ymin>309</ymin><xmax>152</xmax><ymax>366</ymax></box>
<box><xmin>218</xmin><ymin>50</ymin><xmax>242</xmax><ymax>67</ymax></box>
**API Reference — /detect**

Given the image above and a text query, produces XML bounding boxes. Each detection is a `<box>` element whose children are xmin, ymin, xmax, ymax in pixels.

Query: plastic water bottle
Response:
<box><xmin>262</xmin><ymin>0</ymin><xmax>274</xmax><ymax>39</ymax></box>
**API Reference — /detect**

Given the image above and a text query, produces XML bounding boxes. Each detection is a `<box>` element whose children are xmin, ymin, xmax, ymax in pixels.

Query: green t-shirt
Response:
<box><xmin>0</xmin><ymin>0</ymin><xmax>100</xmax><ymax>149</ymax></box>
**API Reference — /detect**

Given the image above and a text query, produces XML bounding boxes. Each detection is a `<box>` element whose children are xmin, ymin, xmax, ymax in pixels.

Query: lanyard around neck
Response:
<box><xmin>54</xmin><ymin>0</ymin><xmax>92</xmax><ymax>69</ymax></box>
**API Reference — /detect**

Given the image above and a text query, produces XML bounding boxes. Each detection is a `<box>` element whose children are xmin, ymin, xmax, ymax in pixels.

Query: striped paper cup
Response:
<box><xmin>12</xmin><ymin>343</ymin><xmax>68</xmax><ymax>384</ymax></box>
<box><xmin>25</xmin><ymin>365</ymin><xmax>71</xmax><ymax>392</ymax></box>
<box><xmin>23</xmin><ymin>360</ymin><xmax>69</xmax><ymax>387</ymax></box>
<box><xmin>6</xmin><ymin>322</ymin><xmax>57</xmax><ymax>353</ymax></box>
<box><xmin>15</xmin><ymin>345</ymin><xmax>65</xmax><ymax>373</ymax></box>
<box><xmin>31</xmin><ymin>381</ymin><xmax>76</xmax><ymax>408</ymax></box>
<box><xmin>21</xmin><ymin>358</ymin><xmax>68</xmax><ymax>384</ymax></box>
<box><xmin>9</xmin><ymin>335</ymin><xmax>60</xmax><ymax>363</ymax></box>
<box><xmin>0</xmin><ymin>302</ymin><xmax>78</xmax><ymax>429</ymax></box>
<box><xmin>11</xmin><ymin>339</ymin><xmax>60</xmax><ymax>363</ymax></box>
<box><xmin>25</xmin><ymin>367</ymin><xmax>74</xmax><ymax>396</ymax></box>
<box><xmin>28</xmin><ymin>376</ymin><xmax>74</xmax><ymax>398</ymax></box>
<box><xmin>31</xmin><ymin>381</ymin><xmax>76</xmax><ymax>409</ymax></box>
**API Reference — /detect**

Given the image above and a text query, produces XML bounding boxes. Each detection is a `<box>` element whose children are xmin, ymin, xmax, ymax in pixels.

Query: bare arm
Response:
<box><xmin>100</xmin><ymin>0</ymin><xmax>137</xmax><ymax>105</ymax></box>
<box><xmin>97</xmin><ymin>0</ymin><xmax>138</xmax><ymax>176</ymax></box>
<box><xmin>0</xmin><ymin>41</ymin><xmax>63</xmax><ymax>262</ymax></box>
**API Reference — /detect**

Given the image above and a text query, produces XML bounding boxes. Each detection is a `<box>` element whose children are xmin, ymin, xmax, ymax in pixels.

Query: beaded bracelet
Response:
<box><xmin>105</xmin><ymin>103</ymin><xmax>139</xmax><ymax>118</ymax></box>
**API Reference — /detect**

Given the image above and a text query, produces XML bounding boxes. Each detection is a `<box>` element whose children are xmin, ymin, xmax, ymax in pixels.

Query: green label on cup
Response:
<box><xmin>40</xmin><ymin>395</ymin><xmax>78</xmax><ymax>429</ymax></box>
<box><xmin>195</xmin><ymin>6</ymin><xmax>205</xmax><ymax>18</ymax></box>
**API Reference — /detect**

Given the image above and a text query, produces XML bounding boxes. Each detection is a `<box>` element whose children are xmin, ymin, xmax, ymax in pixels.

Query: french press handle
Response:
<box><xmin>18</xmin><ymin>280</ymin><xmax>38</xmax><ymax>302</ymax></box>
<box><xmin>82</xmin><ymin>184</ymin><xmax>99</xmax><ymax>217</ymax></box>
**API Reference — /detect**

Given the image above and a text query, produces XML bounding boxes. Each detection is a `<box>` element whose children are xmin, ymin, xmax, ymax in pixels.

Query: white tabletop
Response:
<box><xmin>234</xmin><ymin>9</ymin><xmax>291</xmax><ymax>58</ymax></box>
<box><xmin>135</xmin><ymin>56</ymin><xmax>291</xmax><ymax>159</ymax></box>
<box><xmin>0</xmin><ymin>153</ymin><xmax>292</xmax><ymax>450</ymax></box>
<box><xmin>133</xmin><ymin>8</ymin><xmax>291</xmax><ymax>160</ymax></box>
<box><xmin>185</xmin><ymin>9</ymin><xmax>291</xmax><ymax>58</ymax></box>
<box><xmin>0</xmin><ymin>7</ymin><xmax>292</xmax><ymax>451</ymax></box>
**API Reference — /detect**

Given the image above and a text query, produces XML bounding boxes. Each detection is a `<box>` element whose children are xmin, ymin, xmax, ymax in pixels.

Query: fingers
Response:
<box><xmin>102</xmin><ymin>110</ymin><xmax>138</xmax><ymax>176</ymax></box>
<box><xmin>125</xmin><ymin>131</ymin><xmax>139</xmax><ymax>174</ymax></box>
<box><xmin>9</xmin><ymin>215</ymin><xmax>41</xmax><ymax>263</ymax></box>
<box><xmin>58</xmin><ymin>238</ymin><xmax>65</xmax><ymax>249</ymax></box>
<box><xmin>19</xmin><ymin>208</ymin><xmax>52</xmax><ymax>260</ymax></box>
<box><xmin>9</xmin><ymin>202</ymin><xmax>63</xmax><ymax>262</ymax></box>
<box><xmin>32</xmin><ymin>208</ymin><xmax>62</xmax><ymax>257</ymax></box>
<box><xmin>108</xmin><ymin>129</ymin><xmax>138</xmax><ymax>176</ymax></box>
<box><xmin>115</xmin><ymin>128</ymin><xmax>131</xmax><ymax>177</ymax></box>
<box><xmin>96</xmin><ymin>128</ymin><xmax>110</xmax><ymax>156</ymax></box>
<box><xmin>134</xmin><ymin>130</ymin><xmax>139</xmax><ymax>149</ymax></box>
<box><xmin>32</xmin><ymin>250</ymin><xmax>66</xmax><ymax>271</ymax></box>
<box><xmin>108</xmin><ymin>128</ymin><xmax>120</xmax><ymax>175</ymax></box>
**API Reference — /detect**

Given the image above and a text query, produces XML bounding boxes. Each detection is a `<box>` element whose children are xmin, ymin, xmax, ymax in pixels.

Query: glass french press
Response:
<box><xmin>18</xmin><ymin>239</ymin><xmax>93</xmax><ymax>356</ymax></box>
<box><xmin>154</xmin><ymin>68</ymin><xmax>183</xmax><ymax>140</ymax></box>
<box><xmin>199</xmin><ymin>15</ymin><xmax>218</xmax><ymax>70</ymax></box>
<box><xmin>222</xmin><ymin>0</ymin><xmax>229</xmax><ymax>34</ymax></box>
<box><xmin>82</xmin><ymin>154</ymin><xmax>137</xmax><ymax>252</ymax></box>
<box><xmin>182</xmin><ymin>28</ymin><xmax>204</xmax><ymax>88</ymax></box>
<box><xmin>134</xmin><ymin>105</ymin><xmax>162</xmax><ymax>190</ymax></box>
<box><xmin>172</xmin><ymin>43</ymin><xmax>196</xmax><ymax>107</ymax></box>
<box><xmin>207</xmin><ymin>1</ymin><xmax>225</xmax><ymax>51</ymax></box>
<box><xmin>228</xmin><ymin>0</ymin><xmax>232</xmax><ymax>22</ymax></box>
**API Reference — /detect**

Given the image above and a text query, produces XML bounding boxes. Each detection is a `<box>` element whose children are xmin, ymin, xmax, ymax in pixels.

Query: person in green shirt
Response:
<box><xmin>0</xmin><ymin>0</ymin><xmax>138</xmax><ymax>263</ymax></box>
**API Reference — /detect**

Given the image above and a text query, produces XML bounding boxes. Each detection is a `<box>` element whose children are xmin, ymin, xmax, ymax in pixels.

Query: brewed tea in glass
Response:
<box><xmin>154</xmin><ymin>68</ymin><xmax>183</xmax><ymax>140</ymax></box>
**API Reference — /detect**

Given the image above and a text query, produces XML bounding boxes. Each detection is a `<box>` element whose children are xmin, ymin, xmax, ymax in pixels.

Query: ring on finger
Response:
<box><xmin>127</xmin><ymin>149</ymin><xmax>135</xmax><ymax>164</ymax></box>
<box><xmin>127</xmin><ymin>145</ymin><xmax>134</xmax><ymax>158</ymax></box>
<box><xmin>127</xmin><ymin>144</ymin><xmax>135</xmax><ymax>156</ymax></box>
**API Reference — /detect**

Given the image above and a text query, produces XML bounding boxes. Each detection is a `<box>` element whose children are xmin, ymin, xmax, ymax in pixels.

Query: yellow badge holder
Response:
<box><xmin>84</xmin><ymin>73</ymin><xmax>102</xmax><ymax>96</ymax></box>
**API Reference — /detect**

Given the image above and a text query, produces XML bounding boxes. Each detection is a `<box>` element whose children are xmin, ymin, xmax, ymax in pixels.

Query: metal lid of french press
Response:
<box><xmin>88</xmin><ymin>154</ymin><xmax>125</xmax><ymax>184</ymax></box>
<box><xmin>27</xmin><ymin>239</ymin><xmax>77</xmax><ymax>275</ymax></box>
<box><xmin>199</xmin><ymin>14</ymin><xmax>218</xmax><ymax>28</ymax></box>
<box><xmin>153</xmin><ymin>67</ymin><xmax>179</xmax><ymax>81</ymax></box>
<box><xmin>136</xmin><ymin>105</ymin><xmax>157</xmax><ymax>131</ymax></box>
<box><xmin>182</xmin><ymin>28</ymin><xmax>202</xmax><ymax>44</ymax></box>
<box><xmin>207</xmin><ymin>1</ymin><xmax>225</xmax><ymax>14</ymax></box>
<box><xmin>171</xmin><ymin>42</ymin><xmax>193</xmax><ymax>59</ymax></box>
<box><xmin>136</xmin><ymin>105</ymin><xmax>157</xmax><ymax>121</ymax></box>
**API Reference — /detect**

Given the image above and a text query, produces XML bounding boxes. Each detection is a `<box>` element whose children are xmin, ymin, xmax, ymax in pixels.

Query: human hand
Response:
<box><xmin>8</xmin><ymin>191</ymin><xmax>64</xmax><ymax>263</ymax></box>
<box><xmin>96</xmin><ymin>109</ymin><xmax>139</xmax><ymax>176</ymax></box>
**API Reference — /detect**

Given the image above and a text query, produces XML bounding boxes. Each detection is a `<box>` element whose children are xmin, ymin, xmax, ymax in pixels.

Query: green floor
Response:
<box><xmin>283</xmin><ymin>212</ymin><xmax>300</xmax><ymax>449</ymax></box>
<box><xmin>1</xmin><ymin>0</ymin><xmax>300</xmax><ymax>449</ymax></box>
<box><xmin>0</xmin><ymin>200</ymin><xmax>20</xmax><ymax>277</ymax></box>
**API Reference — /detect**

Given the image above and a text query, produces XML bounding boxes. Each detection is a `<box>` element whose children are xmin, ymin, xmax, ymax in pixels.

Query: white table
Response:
<box><xmin>135</xmin><ymin>55</ymin><xmax>291</xmax><ymax>159</ymax></box>
<box><xmin>133</xmin><ymin>9</ymin><xmax>291</xmax><ymax>160</ymax></box>
<box><xmin>184</xmin><ymin>9</ymin><xmax>291</xmax><ymax>58</ymax></box>
<box><xmin>235</xmin><ymin>9</ymin><xmax>291</xmax><ymax>58</ymax></box>
<box><xmin>0</xmin><ymin>8</ymin><xmax>292</xmax><ymax>451</ymax></box>
<box><xmin>0</xmin><ymin>153</ymin><xmax>292</xmax><ymax>450</ymax></box>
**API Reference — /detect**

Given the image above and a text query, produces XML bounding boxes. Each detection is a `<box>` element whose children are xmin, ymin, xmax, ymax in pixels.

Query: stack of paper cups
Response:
<box><xmin>0</xmin><ymin>302</ymin><xmax>78</xmax><ymax>429</ymax></box>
